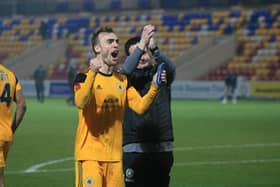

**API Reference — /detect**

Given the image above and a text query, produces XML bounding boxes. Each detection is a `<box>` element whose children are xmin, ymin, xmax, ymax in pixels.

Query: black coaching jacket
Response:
<box><xmin>122</xmin><ymin>47</ymin><xmax>176</xmax><ymax>146</ymax></box>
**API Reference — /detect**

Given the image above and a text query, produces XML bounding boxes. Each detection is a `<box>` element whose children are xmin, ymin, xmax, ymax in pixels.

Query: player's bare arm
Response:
<box><xmin>12</xmin><ymin>89</ymin><xmax>26</xmax><ymax>133</ymax></box>
<box><xmin>127</xmin><ymin>69</ymin><xmax>167</xmax><ymax>114</ymax></box>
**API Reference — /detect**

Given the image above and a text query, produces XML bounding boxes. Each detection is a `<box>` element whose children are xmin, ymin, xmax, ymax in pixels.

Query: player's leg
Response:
<box><xmin>104</xmin><ymin>161</ymin><xmax>124</xmax><ymax>187</ymax></box>
<box><xmin>0</xmin><ymin>143</ymin><xmax>4</xmax><ymax>187</ymax></box>
<box><xmin>0</xmin><ymin>168</ymin><xmax>4</xmax><ymax>187</ymax></box>
<box><xmin>39</xmin><ymin>84</ymin><xmax>44</xmax><ymax>103</ymax></box>
<box><xmin>41</xmin><ymin>84</ymin><xmax>45</xmax><ymax>102</ymax></box>
<box><xmin>124</xmin><ymin>152</ymin><xmax>155</xmax><ymax>187</ymax></box>
<box><xmin>123</xmin><ymin>152</ymin><xmax>173</xmax><ymax>187</ymax></box>
<box><xmin>0</xmin><ymin>141</ymin><xmax>10</xmax><ymax>187</ymax></box>
<box><xmin>75</xmin><ymin>160</ymin><xmax>103</xmax><ymax>187</ymax></box>
<box><xmin>35</xmin><ymin>84</ymin><xmax>40</xmax><ymax>102</ymax></box>
<box><xmin>38</xmin><ymin>86</ymin><xmax>41</xmax><ymax>102</ymax></box>
<box><xmin>123</xmin><ymin>152</ymin><xmax>142</xmax><ymax>187</ymax></box>
<box><xmin>152</xmin><ymin>152</ymin><xmax>174</xmax><ymax>187</ymax></box>
<box><xmin>231</xmin><ymin>87</ymin><xmax>237</xmax><ymax>104</ymax></box>
<box><xmin>222</xmin><ymin>85</ymin><xmax>229</xmax><ymax>104</ymax></box>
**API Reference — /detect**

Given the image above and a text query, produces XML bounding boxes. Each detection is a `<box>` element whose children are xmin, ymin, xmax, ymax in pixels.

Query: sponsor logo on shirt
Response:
<box><xmin>0</xmin><ymin>72</ymin><xmax>8</xmax><ymax>81</ymax></box>
<box><xmin>96</xmin><ymin>84</ymin><xmax>102</xmax><ymax>90</ymax></box>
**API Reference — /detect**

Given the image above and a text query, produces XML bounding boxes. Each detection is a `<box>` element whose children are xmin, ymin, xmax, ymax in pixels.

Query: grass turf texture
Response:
<box><xmin>5</xmin><ymin>98</ymin><xmax>280</xmax><ymax>187</ymax></box>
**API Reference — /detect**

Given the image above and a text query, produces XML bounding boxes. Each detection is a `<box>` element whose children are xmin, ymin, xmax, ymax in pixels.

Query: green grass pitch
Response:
<box><xmin>5</xmin><ymin>98</ymin><xmax>280</xmax><ymax>187</ymax></box>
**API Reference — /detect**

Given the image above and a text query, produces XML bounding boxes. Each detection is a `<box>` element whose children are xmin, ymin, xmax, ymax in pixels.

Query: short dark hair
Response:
<box><xmin>124</xmin><ymin>36</ymin><xmax>141</xmax><ymax>56</ymax></box>
<box><xmin>91</xmin><ymin>26</ymin><xmax>114</xmax><ymax>54</ymax></box>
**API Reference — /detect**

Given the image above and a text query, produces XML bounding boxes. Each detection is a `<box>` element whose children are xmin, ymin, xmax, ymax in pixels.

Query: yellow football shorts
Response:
<box><xmin>0</xmin><ymin>141</ymin><xmax>10</xmax><ymax>168</ymax></box>
<box><xmin>75</xmin><ymin>160</ymin><xmax>124</xmax><ymax>187</ymax></box>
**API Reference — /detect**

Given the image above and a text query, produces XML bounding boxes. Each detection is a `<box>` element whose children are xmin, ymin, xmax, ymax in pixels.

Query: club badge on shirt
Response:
<box><xmin>85</xmin><ymin>176</ymin><xmax>94</xmax><ymax>187</ymax></box>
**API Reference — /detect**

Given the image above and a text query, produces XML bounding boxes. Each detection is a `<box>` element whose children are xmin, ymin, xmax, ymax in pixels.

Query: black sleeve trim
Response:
<box><xmin>74</xmin><ymin>73</ymin><xmax>87</xmax><ymax>83</ymax></box>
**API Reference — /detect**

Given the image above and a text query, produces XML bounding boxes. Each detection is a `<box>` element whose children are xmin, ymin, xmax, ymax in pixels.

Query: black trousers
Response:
<box><xmin>35</xmin><ymin>83</ymin><xmax>44</xmax><ymax>102</ymax></box>
<box><xmin>123</xmin><ymin>151</ymin><xmax>173</xmax><ymax>187</ymax></box>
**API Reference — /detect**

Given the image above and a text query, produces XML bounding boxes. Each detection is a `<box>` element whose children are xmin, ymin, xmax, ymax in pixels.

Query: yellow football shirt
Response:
<box><xmin>74</xmin><ymin>69</ymin><xmax>158</xmax><ymax>161</ymax></box>
<box><xmin>0</xmin><ymin>64</ymin><xmax>21</xmax><ymax>142</ymax></box>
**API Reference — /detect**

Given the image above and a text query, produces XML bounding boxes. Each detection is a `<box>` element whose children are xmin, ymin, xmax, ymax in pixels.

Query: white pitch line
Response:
<box><xmin>26</xmin><ymin>168</ymin><xmax>74</xmax><ymax>173</ymax></box>
<box><xmin>174</xmin><ymin>142</ymin><xmax>280</xmax><ymax>151</ymax></box>
<box><xmin>6</xmin><ymin>168</ymin><xmax>74</xmax><ymax>175</ymax></box>
<box><xmin>23</xmin><ymin>157</ymin><xmax>73</xmax><ymax>173</ymax></box>
<box><xmin>174</xmin><ymin>158</ymin><xmax>280</xmax><ymax>167</ymax></box>
<box><xmin>6</xmin><ymin>158</ymin><xmax>280</xmax><ymax>175</ymax></box>
<box><xmin>5</xmin><ymin>142</ymin><xmax>280</xmax><ymax>175</ymax></box>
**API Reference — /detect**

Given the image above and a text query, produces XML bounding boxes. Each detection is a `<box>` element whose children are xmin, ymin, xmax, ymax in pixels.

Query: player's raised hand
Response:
<box><xmin>138</xmin><ymin>24</ymin><xmax>155</xmax><ymax>50</ymax></box>
<box><xmin>148</xmin><ymin>36</ymin><xmax>157</xmax><ymax>50</ymax></box>
<box><xmin>89</xmin><ymin>58</ymin><xmax>102</xmax><ymax>72</ymax></box>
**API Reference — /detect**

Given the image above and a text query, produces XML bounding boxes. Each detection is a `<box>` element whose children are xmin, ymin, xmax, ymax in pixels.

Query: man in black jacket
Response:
<box><xmin>33</xmin><ymin>64</ymin><xmax>46</xmax><ymax>103</ymax></box>
<box><xmin>122</xmin><ymin>33</ymin><xmax>176</xmax><ymax>187</ymax></box>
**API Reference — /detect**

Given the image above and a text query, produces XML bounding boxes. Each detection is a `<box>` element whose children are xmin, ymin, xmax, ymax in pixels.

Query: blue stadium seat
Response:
<box><xmin>162</xmin><ymin>14</ymin><xmax>178</xmax><ymax>28</ymax></box>
<box><xmin>192</xmin><ymin>37</ymin><xmax>198</xmax><ymax>45</ymax></box>
<box><xmin>29</xmin><ymin>18</ymin><xmax>35</xmax><ymax>24</ymax></box>
<box><xmin>11</xmin><ymin>19</ymin><xmax>21</xmax><ymax>25</ymax></box>
<box><xmin>229</xmin><ymin>10</ymin><xmax>241</xmax><ymax>18</ymax></box>
<box><xmin>224</xmin><ymin>23</ymin><xmax>233</xmax><ymax>34</ymax></box>
<box><xmin>268</xmin><ymin>35</ymin><xmax>276</xmax><ymax>43</ymax></box>
<box><xmin>114</xmin><ymin>15</ymin><xmax>120</xmax><ymax>22</ymax></box>
<box><xmin>246</xmin><ymin>23</ymin><xmax>259</xmax><ymax>32</ymax></box>
<box><xmin>19</xmin><ymin>35</ymin><xmax>28</xmax><ymax>41</ymax></box>
<box><xmin>27</xmin><ymin>30</ymin><xmax>34</xmax><ymax>37</ymax></box>
<box><xmin>128</xmin><ymin>25</ymin><xmax>136</xmax><ymax>33</ymax></box>
<box><xmin>15</xmin><ymin>30</ymin><xmax>21</xmax><ymax>35</ymax></box>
